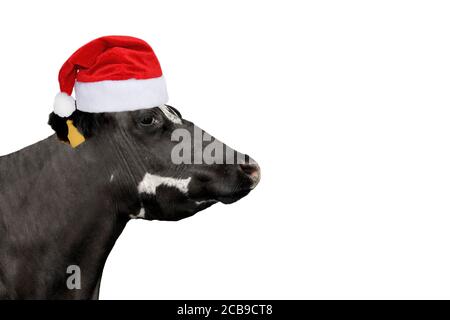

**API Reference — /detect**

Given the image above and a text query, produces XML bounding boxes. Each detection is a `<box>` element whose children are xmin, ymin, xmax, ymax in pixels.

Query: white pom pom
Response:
<box><xmin>54</xmin><ymin>92</ymin><xmax>76</xmax><ymax>117</ymax></box>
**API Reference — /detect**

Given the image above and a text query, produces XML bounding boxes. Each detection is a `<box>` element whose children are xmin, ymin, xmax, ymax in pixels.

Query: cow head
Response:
<box><xmin>48</xmin><ymin>105</ymin><xmax>260</xmax><ymax>221</ymax></box>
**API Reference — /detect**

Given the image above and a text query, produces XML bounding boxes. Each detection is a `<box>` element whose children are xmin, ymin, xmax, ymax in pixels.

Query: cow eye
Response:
<box><xmin>140</xmin><ymin>116</ymin><xmax>158</xmax><ymax>126</ymax></box>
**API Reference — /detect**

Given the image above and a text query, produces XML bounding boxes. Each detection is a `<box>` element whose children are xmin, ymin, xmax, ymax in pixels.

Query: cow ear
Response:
<box><xmin>48</xmin><ymin>111</ymin><xmax>87</xmax><ymax>148</ymax></box>
<box><xmin>48</xmin><ymin>112</ymin><xmax>70</xmax><ymax>143</ymax></box>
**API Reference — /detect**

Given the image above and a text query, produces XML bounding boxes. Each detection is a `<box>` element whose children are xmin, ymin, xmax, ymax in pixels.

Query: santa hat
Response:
<box><xmin>53</xmin><ymin>36</ymin><xmax>168</xmax><ymax>117</ymax></box>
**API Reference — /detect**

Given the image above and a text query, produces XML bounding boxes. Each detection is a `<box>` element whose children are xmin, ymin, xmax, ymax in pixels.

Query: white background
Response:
<box><xmin>0</xmin><ymin>0</ymin><xmax>449</xmax><ymax>299</ymax></box>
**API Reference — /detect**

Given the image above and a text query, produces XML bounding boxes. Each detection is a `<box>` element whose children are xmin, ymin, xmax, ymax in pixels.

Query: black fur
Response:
<box><xmin>48</xmin><ymin>112</ymin><xmax>69</xmax><ymax>142</ymax></box>
<box><xmin>48</xmin><ymin>110</ymin><xmax>112</xmax><ymax>142</ymax></box>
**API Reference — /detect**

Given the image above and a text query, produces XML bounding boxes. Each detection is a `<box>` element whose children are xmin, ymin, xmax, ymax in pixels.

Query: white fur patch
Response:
<box><xmin>138</xmin><ymin>173</ymin><xmax>191</xmax><ymax>195</ymax></box>
<box><xmin>159</xmin><ymin>105</ymin><xmax>182</xmax><ymax>124</ymax></box>
<box><xmin>137</xmin><ymin>207</ymin><xmax>146</xmax><ymax>218</ymax></box>
<box><xmin>130</xmin><ymin>207</ymin><xmax>146</xmax><ymax>219</ymax></box>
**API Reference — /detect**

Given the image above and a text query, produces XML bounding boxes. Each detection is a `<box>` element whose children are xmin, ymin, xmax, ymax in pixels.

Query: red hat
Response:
<box><xmin>53</xmin><ymin>35</ymin><xmax>168</xmax><ymax>117</ymax></box>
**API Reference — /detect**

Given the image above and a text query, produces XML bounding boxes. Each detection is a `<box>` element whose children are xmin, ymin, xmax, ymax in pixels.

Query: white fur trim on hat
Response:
<box><xmin>54</xmin><ymin>92</ymin><xmax>76</xmax><ymax>117</ymax></box>
<box><xmin>74</xmin><ymin>76</ymin><xmax>168</xmax><ymax>113</ymax></box>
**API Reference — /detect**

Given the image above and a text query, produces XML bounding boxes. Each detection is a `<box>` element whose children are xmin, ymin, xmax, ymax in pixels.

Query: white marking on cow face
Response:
<box><xmin>138</xmin><ymin>173</ymin><xmax>191</xmax><ymax>195</ymax></box>
<box><xmin>110</xmin><ymin>174</ymin><xmax>114</xmax><ymax>182</ymax></box>
<box><xmin>129</xmin><ymin>207</ymin><xmax>146</xmax><ymax>219</ymax></box>
<box><xmin>137</xmin><ymin>207</ymin><xmax>146</xmax><ymax>218</ymax></box>
<box><xmin>195</xmin><ymin>200</ymin><xmax>218</xmax><ymax>206</ymax></box>
<box><xmin>159</xmin><ymin>105</ymin><xmax>182</xmax><ymax>124</ymax></box>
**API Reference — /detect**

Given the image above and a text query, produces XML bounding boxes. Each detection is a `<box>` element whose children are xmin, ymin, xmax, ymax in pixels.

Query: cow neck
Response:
<box><xmin>0</xmin><ymin>135</ymin><xmax>129</xmax><ymax>299</ymax></box>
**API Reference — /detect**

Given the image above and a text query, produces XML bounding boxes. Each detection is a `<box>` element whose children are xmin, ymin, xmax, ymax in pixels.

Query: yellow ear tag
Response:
<box><xmin>66</xmin><ymin>120</ymin><xmax>85</xmax><ymax>148</ymax></box>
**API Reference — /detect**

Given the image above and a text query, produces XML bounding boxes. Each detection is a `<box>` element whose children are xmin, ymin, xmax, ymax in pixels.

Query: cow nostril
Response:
<box><xmin>239</xmin><ymin>162</ymin><xmax>261</xmax><ymax>187</ymax></box>
<box><xmin>240</xmin><ymin>163</ymin><xmax>257</xmax><ymax>175</ymax></box>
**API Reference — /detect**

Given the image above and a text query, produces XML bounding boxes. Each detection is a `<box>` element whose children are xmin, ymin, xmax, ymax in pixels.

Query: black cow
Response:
<box><xmin>0</xmin><ymin>105</ymin><xmax>260</xmax><ymax>299</ymax></box>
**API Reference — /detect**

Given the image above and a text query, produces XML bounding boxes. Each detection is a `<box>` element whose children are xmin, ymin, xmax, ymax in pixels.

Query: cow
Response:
<box><xmin>0</xmin><ymin>104</ymin><xmax>260</xmax><ymax>299</ymax></box>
